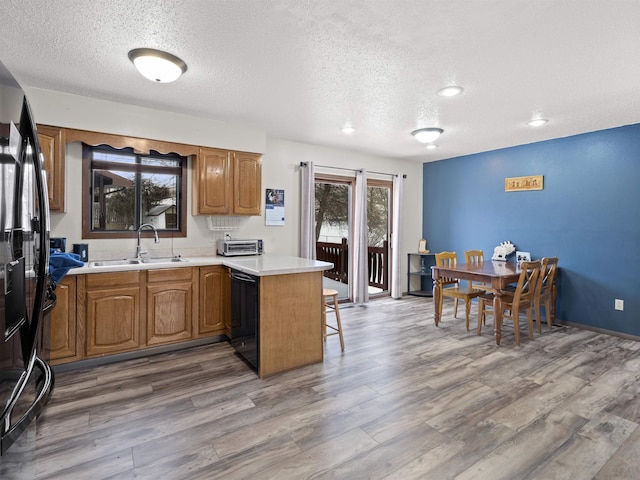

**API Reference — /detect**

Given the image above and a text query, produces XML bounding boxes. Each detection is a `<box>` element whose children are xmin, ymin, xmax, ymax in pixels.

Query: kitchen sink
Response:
<box><xmin>90</xmin><ymin>259</ymin><xmax>142</xmax><ymax>267</ymax></box>
<box><xmin>89</xmin><ymin>257</ymin><xmax>188</xmax><ymax>267</ymax></box>
<box><xmin>140</xmin><ymin>257</ymin><xmax>188</xmax><ymax>264</ymax></box>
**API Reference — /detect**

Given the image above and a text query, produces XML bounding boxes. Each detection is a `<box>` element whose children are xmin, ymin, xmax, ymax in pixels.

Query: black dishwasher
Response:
<box><xmin>230</xmin><ymin>269</ymin><xmax>259</xmax><ymax>370</ymax></box>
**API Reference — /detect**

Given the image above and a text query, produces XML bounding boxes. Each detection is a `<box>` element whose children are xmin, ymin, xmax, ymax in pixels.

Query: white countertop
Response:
<box><xmin>66</xmin><ymin>254</ymin><xmax>332</xmax><ymax>277</ymax></box>
<box><xmin>224</xmin><ymin>255</ymin><xmax>332</xmax><ymax>276</ymax></box>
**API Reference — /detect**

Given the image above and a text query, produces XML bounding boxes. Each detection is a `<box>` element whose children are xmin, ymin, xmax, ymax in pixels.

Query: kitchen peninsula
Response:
<box><xmin>50</xmin><ymin>255</ymin><xmax>332</xmax><ymax>378</ymax></box>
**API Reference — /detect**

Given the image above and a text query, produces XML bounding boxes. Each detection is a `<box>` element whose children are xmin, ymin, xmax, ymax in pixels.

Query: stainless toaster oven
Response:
<box><xmin>216</xmin><ymin>239</ymin><xmax>264</xmax><ymax>256</ymax></box>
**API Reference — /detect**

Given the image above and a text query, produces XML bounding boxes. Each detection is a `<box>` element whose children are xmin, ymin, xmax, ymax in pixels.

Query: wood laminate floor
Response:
<box><xmin>30</xmin><ymin>296</ymin><xmax>640</xmax><ymax>479</ymax></box>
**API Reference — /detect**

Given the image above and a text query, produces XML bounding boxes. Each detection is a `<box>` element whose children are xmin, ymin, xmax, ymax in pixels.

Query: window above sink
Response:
<box><xmin>81</xmin><ymin>143</ymin><xmax>188</xmax><ymax>240</ymax></box>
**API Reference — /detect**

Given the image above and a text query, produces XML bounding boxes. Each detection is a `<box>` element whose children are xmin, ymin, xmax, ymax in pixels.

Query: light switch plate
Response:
<box><xmin>615</xmin><ymin>299</ymin><xmax>624</xmax><ymax>311</ymax></box>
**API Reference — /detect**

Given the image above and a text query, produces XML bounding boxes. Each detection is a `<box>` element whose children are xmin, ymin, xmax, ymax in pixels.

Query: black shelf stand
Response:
<box><xmin>407</xmin><ymin>253</ymin><xmax>436</xmax><ymax>297</ymax></box>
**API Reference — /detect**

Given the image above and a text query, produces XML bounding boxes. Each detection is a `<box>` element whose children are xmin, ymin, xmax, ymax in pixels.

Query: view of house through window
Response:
<box><xmin>87</xmin><ymin>146</ymin><xmax>184</xmax><ymax>234</ymax></box>
<box><xmin>314</xmin><ymin>174</ymin><xmax>392</xmax><ymax>301</ymax></box>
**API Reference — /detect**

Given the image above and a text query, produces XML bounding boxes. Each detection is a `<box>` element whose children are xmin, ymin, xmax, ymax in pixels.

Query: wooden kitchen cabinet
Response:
<box><xmin>232</xmin><ymin>151</ymin><xmax>262</xmax><ymax>215</ymax></box>
<box><xmin>84</xmin><ymin>271</ymin><xmax>142</xmax><ymax>357</ymax></box>
<box><xmin>197</xmin><ymin>266</ymin><xmax>229</xmax><ymax>337</ymax></box>
<box><xmin>51</xmin><ymin>265</ymin><xmax>229</xmax><ymax>366</ymax></box>
<box><xmin>48</xmin><ymin>275</ymin><xmax>80</xmax><ymax>364</ymax></box>
<box><xmin>146</xmin><ymin>268</ymin><xmax>197</xmax><ymax>346</ymax></box>
<box><xmin>194</xmin><ymin>147</ymin><xmax>262</xmax><ymax>215</ymax></box>
<box><xmin>37</xmin><ymin>125</ymin><xmax>65</xmax><ymax>212</ymax></box>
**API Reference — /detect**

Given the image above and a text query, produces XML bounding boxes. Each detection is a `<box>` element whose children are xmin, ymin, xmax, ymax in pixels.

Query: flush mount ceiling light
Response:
<box><xmin>341</xmin><ymin>124</ymin><xmax>355</xmax><ymax>134</ymax></box>
<box><xmin>411</xmin><ymin>128</ymin><xmax>444</xmax><ymax>144</ymax></box>
<box><xmin>437</xmin><ymin>86</ymin><xmax>464</xmax><ymax>97</ymax></box>
<box><xmin>527</xmin><ymin>118</ymin><xmax>548</xmax><ymax>127</ymax></box>
<box><xmin>128</xmin><ymin>48</ymin><xmax>187</xmax><ymax>83</ymax></box>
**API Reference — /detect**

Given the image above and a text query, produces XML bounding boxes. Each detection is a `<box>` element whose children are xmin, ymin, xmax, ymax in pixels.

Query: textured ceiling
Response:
<box><xmin>2</xmin><ymin>0</ymin><xmax>640</xmax><ymax>162</ymax></box>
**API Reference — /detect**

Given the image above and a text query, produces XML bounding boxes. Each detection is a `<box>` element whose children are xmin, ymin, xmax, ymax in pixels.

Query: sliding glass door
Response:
<box><xmin>314</xmin><ymin>174</ymin><xmax>393</xmax><ymax>301</ymax></box>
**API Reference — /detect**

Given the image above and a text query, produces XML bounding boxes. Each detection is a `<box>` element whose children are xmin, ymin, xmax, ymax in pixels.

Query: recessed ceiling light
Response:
<box><xmin>437</xmin><ymin>86</ymin><xmax>464</xmax><ymax>97</ymax></box>
<box><xmin>341</xmin><ymin>125</ymin><xmax>355</xmax><ymax>134</ymax></box>
<box><xmin>128</xmin><ymin>48</ymin><xmax>187</xmax><ymax>83</ymax></box>
<box><xmin>527</xmin><ymin>118</ymin><xmax>548</xmax><ymax>127</ymax></box>
<box><xmin>411</xmin><ymin>128</ymin><xmax>443</xmax><ymax>143</ymax></box>
<box><xmin>426</xmin><ymin>144</ymin><xmax>438</xmax><ymax>150</ymax></box>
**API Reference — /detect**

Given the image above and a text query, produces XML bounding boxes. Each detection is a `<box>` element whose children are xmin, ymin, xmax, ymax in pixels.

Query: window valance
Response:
<box><xmin>64</xmin><ymin>127</ymin><xmax>199</xmax><ymax>157</ymax></box>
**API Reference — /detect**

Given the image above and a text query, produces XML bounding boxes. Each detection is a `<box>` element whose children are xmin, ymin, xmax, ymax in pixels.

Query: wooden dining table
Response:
<box><xmin>431</xmin><ymin>261</ymin><xmax>521</xmax><ymax>345</ymax></box>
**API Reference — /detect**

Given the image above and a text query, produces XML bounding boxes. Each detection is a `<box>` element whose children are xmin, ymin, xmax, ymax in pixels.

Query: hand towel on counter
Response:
<box><xmin>49</xmin><ymin>249</ymin><xmax>84</xmax><ymax>283</ymax></box>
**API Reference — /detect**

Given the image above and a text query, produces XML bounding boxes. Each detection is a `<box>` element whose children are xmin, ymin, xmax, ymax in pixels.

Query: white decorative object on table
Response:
<box><xmin>492</xmin><ymin>241</ymin><xmax>516</xmax><ymax>261</ymax></box>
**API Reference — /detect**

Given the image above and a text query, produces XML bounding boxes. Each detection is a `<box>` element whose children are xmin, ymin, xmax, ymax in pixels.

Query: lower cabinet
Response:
<box><xmin>48</xmin><ymin>275</ymin><xmax>79</xmax><ymax>365</ymax></box>
<box><xmin>85</xmin><ymin>271</ymin><xmax>142</xmax><ymax>358</ymax></box>
<box><xmin>198</xmin><ymin>266</ymin><xmax>229</xmax><ymax>337</ymax></box>
<box><xmin>49</xmin><ymin>266</ymin><xmax>228</xmax><ymax>365</ymax></box>
<box><xmin>146</xmin><ymin>268</ymin><xmax>197</xmax><ymax>346</ymax></box>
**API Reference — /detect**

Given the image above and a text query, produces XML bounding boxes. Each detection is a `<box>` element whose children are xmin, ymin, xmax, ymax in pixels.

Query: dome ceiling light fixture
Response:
<box><xmin>437</xmin><ymin>85</ymin><xmax>464</xmax><ymax>97</ymax></box>
<box><xmin>527</xmin><ymin>118</ymin><xmax>548</xmax><ymax>127</ymax></box>
<box><xmin>128</xmin><ymin>48</ymin><xmax>187</xmax><ymax>83</ymax></box>
<box><xmin>411</xmin><ymin>127</ymin><xmax>444</xmax><ymax>144</ymax></box>
<box><xmin>341</xmin><ymin>124</ymin><xmax>355</xmax><ymax>134</ymax></box>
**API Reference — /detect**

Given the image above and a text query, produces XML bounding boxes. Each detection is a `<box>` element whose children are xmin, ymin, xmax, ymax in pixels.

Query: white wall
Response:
<box><xmin>29</xmin><ymin>88</ymin><xmax>422</xmax><ymax>292</ymax></box>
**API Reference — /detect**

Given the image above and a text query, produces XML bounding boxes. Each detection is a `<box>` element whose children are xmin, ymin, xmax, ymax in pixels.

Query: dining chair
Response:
<box><xmin>534</xmin><ymin>257</ymin><xmax>559</xmax><ymax>333</ymax></box>
<box><xmin>464</xmin><ymin>249</ymin><xmax>493</xmax><ymax>293</ymax></box>
<box><xmin>478</xmin><ymin>260</ymin><xmax>541</xmax><ymax>346</ymax></box>
<box><xmin>434</xmin><ymin>251</ymin><xmax>484</xmax><ymax>331</ymax></box>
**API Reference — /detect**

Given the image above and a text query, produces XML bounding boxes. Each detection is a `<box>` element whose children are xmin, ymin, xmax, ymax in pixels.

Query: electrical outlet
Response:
<box><xmin>615</xmin><ymin>299</ymin><xmax>624</xmax><ymax>311</ymax></box>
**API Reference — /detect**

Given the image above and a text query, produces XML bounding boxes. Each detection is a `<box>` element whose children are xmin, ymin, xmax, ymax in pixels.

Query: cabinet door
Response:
<box><xmin>196</xmin><ymin>147</ymin><xmax>231</xmax><ymax>214</ymax></box>
<box><xmin>146</xmin><ymin>268</ymin><xmax>195</xmax><ymax>346</ymax></box>
<box><xmin>49</xmin><ymin>276</ymin><xmax>79</xmax><ymax>364</ymax></box>
<box><xmin>85</xmin><ymin>272</ymin><xmax>141</xmax><ymax>357</ymax></box>
<box><xmin>37</xmin><ymin>125</ymin><xmax>65</xmax><ymax>212</ymax></box>
<box><xmin>232</xmin><ymin>151</ymin><xmax>262</xmax><ymax>215</ymax></box>
<box><xmin>198</xmin><ymin>266</ymin><xmax>228</xmax><ymax>337</ymax></box>
<box><xmin>86</xmin><ymin>287</ymin><xmax>140</xmax><ymax>356</ymax></box>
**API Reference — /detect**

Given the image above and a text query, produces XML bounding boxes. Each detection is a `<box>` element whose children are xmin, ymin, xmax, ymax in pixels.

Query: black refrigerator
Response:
<box><xmin>0</xmin><ymin>59</ymin><xmax>55</xmax><ymax>473</ymax></box>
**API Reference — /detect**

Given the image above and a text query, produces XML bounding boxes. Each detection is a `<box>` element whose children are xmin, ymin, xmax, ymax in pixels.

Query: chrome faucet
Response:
<box><xmin>136</xmin><ymin>223</ymin><xmax>160</xmax><ymax>259</ymax></box>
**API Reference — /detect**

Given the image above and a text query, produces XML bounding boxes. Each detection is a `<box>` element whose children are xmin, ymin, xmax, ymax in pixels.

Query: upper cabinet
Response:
<box><xmin>34</xmin><ymin>125</ymin><xmax>262</xmax><ymax>217</ymax></box>
<box><xmin>194</xmin><ymin>147</ymin><xmax>262</xmax><ymax>215</ymax></box>
<box><xmin>37</xmin><ymin>125</ymin><xmax>65</xmax><ymax>212</ymax></box>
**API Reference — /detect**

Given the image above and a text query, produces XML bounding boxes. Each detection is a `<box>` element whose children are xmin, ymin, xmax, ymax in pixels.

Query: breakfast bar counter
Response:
<box><xmin>223</xmin><ymin>255</ymin><xmax>332</xmax><ymax>276</ymax></box>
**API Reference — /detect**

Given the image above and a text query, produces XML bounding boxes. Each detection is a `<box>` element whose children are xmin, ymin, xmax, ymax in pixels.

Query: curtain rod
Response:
<box><xmin>299</xmin><ymin>162</ymin><xmax>406</xmax><ymax>179</ymax></box>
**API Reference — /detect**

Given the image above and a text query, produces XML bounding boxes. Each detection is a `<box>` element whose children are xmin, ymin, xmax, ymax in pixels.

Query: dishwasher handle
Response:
<box><xmin>231</xmin><ymin>271</ymin><xmax>257</xmax><ymax>283</ymax></box>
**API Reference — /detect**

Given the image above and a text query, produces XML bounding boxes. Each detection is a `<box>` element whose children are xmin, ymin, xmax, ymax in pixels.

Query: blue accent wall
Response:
<box><xmin>423</xmin><ymin>123</ymin><xmax>640</xmax><ymax>336</ymax></box>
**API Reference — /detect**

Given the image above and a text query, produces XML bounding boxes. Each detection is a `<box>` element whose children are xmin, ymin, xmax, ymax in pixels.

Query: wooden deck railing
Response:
<box><xmin>316</xmin><ymin>239</ymin><xmax>388</xmax><ymax>291</ymax></box>
<box><xmin>316</xmin><ymin>238</ymin><xmax>349</xmax><ymax>284</ymax></box>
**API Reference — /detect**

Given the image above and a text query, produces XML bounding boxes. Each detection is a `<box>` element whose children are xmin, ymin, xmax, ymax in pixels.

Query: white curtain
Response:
<box><xmin>352</xmin><ymin>169</ymin><xmax>369</xmax><ymax>304</ymax></box>
<box><xmin>391</xmin><ymin>174</ymin><xmax>404</xmax><ymax>298</ymax></box>
<box><xmin>300</xmin><ymin>162</ymin><xmax>316</xmax><ymax>259</ymax></box>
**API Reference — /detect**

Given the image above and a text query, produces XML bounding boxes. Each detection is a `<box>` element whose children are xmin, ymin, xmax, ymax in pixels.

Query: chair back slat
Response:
<box><xmin>464</xmin><ymin>250</ymin><xmax>484</xmax><ymax>265</ymax></box>
<box><xmin>435</xmin><ymin>251</ymin><xmax>459</xmax><ymax>285</ymax></box>
<box><xmin>512</xmin><ymin>260</ymin><xmax>540</xmax><ymax>305</ymax></box>
<box><xmin>536</xmin><ymin>257</ymin><xmax>558</xmax><ymax>297</ymax></box>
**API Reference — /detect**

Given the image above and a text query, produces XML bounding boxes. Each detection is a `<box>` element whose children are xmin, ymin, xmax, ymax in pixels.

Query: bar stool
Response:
<box><xmin>322</xmin><ymin>288</ymin><xmax>344</xmax><ymax>351</ymax></box>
